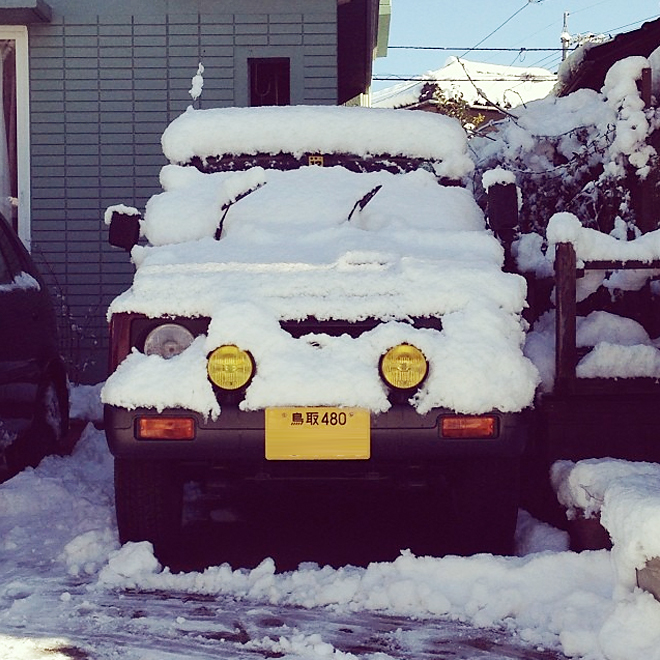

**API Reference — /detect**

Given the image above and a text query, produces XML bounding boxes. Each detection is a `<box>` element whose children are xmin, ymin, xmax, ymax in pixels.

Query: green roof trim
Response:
<box><xmin>376</xmin><ymin>0</ymin><xmax>391</xmax><ymax>58</ymax></box>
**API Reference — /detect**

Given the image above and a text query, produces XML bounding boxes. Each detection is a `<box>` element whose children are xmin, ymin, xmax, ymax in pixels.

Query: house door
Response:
<box><xmin>0</xmin><ymin>27</ymin><xmax>29</xmax><ymax>246</ymax></box>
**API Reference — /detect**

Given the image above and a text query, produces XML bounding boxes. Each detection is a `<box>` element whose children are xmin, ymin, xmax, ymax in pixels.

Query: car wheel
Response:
<box><xmin>5</xmin><ymin>374</ymin><xmax>69</xmax><ymax>474</ymax></box>
<box><xmin>114</xmin><ymin>458</ymin><xmax>183</xmax><ymax>556</ymax></box>
<box><xmin>38</xmin><ymin>376</ymin><xmax>69</xmax><ymax>456</ymax></box>
<box><xmin>450</xmin><ymin>457</ymin><xmax>520</xmax><ymax>556</ymax></box>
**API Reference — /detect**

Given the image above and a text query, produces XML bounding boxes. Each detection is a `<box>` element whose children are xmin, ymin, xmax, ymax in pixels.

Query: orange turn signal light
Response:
<box><xmin>137</xmin><ymin>417</ymin><xmax>195</xmax><ymax>440</ymax></box>
<box><xmin>440</xmin><ymin>415</ymin><xmax>498</xmax><ymax>439</ymax></box>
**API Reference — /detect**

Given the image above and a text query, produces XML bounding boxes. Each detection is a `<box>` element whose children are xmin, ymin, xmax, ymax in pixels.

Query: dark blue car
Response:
<box><xmin>0</xmin><ymin>213</ymin><xmax>68</xmax><ymax>480</ymax></box>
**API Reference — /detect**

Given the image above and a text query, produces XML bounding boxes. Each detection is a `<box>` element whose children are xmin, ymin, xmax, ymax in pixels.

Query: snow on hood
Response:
<box><xmin>103</xmin><ymin>110</ymin><xmax>539</xmax><ymax>417</ymax></box>
<box><xmin>161</xmin><ymin>105</ymin><xmax>475</xmax><ymax>181</ymax></box>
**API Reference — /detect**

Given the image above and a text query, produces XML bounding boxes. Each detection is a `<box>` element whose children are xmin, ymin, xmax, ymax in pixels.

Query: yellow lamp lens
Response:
<box><xmin>380</xmin><ymin>344</ymin><xmax>428</xmax><ymax>390</ymax></box>
<box><xmin>207</xmin><ymin>345</ymin><xmax>254</xmax><ymax>390</ymax></box>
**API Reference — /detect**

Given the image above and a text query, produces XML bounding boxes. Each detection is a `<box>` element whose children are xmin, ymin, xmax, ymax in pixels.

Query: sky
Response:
<box><xmin>371</xmin><ymin>0</ymin><xmax>660</xmax><ymax>90</ymax></box>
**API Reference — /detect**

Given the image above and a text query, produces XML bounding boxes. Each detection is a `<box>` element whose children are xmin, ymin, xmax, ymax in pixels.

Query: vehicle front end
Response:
<box><xmin>102</xmin><ymin>106</ymin><xmax>539</xmax><ymax>557</ymax></box>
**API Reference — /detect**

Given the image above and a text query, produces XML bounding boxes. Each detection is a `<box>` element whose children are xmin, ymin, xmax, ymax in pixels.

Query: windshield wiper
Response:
<box><xmin>347</xmin><ymin>185</ymin><xmax>382</xmax><ymax>222</ymax></box>
<box><xmin>215</xmin><ymin>182</ymin><xmax>266</xmax><ymax>240</ymax></box>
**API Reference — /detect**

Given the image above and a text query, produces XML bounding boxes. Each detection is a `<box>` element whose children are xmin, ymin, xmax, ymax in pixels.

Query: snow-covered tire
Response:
<box><xmin>114</xmin><ymin>458</ymin><xmax>183</xmax><ymax>554</ymax></box>
<box><xmin>451</xmin><ymin>457</ymin><xmax>520</xmax><ymax>556</ymax></box>
<box><xmin>6</xmin><ymin>374</ymin><xmax>69</xmax><ymax>475</ymax></box>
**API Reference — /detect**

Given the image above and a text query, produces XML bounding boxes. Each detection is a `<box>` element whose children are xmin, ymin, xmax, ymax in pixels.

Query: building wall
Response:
<box><xmin>25</xmin><ymin>0</ymin><xmax>338</xmax><ymax>383</ymax></box>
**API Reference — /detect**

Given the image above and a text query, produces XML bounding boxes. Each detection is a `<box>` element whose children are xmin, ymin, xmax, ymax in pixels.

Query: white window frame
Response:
<box><xmin>0</xmin><ymin>26</ymin><xmax>30</xmax><ymax>248</ymax></box>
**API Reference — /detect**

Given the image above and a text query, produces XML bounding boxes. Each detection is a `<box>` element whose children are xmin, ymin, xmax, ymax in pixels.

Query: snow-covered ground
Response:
<box><xmin>2</xmin><ymin>386</ymin><xmax>660</xmax><ymax>660</ymax></box>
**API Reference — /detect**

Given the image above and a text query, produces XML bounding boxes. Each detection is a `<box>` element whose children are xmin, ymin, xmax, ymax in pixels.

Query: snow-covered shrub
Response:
<box><xmin>471</xmin><ymin>53</ymin><xmax>660</xmax><ymax>239</ymax></box>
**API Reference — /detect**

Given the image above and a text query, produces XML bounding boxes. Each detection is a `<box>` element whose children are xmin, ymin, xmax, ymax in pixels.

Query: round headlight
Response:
<box><xmin>207</xmin><ymin>345</ymin><xmax>255</xmax><ymax>391</ymax></box>
<box><xmin>380</xmin><ymin>344</ymin><xmax>428</xmax><ymax>390</ymax></box>
<box><xmin>144</xmin><ymin>323</ymin><xmax>194</xmax><ymax>359</ymax></box>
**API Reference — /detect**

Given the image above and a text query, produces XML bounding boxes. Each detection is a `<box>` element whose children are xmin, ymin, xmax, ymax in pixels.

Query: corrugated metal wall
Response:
<box><xmin>26</xmin><ymin>0</ymin><xmax>338</xmax><ymax>383</ymax></box>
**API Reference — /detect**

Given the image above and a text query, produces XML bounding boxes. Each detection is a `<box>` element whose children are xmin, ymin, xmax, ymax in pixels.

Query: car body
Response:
<box><xmin>0</xmin><ymin>213</ymin><xmax>69</xmax><ymax>479</ymax></box>
<box><xmin>103</xmin><ymin>105</ymin><xmax>538</xmax><ymax>555</ymax></box>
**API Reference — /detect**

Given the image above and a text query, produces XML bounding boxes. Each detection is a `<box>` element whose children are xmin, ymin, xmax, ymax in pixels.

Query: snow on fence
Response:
<box><xmin>544</xmin><ymin>212</ymin><xmax>660</xmax><ymax>388</ymax></box>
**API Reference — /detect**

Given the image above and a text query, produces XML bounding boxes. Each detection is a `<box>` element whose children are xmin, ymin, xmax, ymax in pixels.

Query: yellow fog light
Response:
<box><xmin>207</xmin><ymin>345</ymin><xmax>255</xmax><ymax>390</ymax></box>
<box><xmin>379</xmin><ymin>344</ymin><xmax>428</xmax><ymax>390</ymax></box>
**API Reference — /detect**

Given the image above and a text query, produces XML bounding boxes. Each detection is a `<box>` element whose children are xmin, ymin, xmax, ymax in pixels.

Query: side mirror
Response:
<box><xmin>487</xmin><ymin>182</ymin><xmax>519</xmax><ymax>243</ymax></box>
<box><xmin>486</xmin><ymin>180</ymin><xmax>519</xmax><ymax>272</ymax></box>
<box><xmin>108</xmin><ymin>211</ymin><xmax>141</xmax><ymax>251</ymax></box>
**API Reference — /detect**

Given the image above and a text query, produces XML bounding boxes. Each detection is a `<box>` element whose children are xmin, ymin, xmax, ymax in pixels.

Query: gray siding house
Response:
<box><xmin>0</xmin><ymin>0</ymin><xmax>388</xmax><ymax>383</ymax></box>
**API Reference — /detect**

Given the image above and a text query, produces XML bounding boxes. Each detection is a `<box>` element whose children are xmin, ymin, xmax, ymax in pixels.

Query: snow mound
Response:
<box><xmin>552</xmin><ymin>458</ymin><xmax>660</xmax><ymax>593</ymax></box>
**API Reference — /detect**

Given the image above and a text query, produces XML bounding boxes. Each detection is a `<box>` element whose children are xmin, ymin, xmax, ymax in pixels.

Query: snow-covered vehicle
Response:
<box><xmin>103</xmin><ymin>105</ymin><xmax>538</xmax><ymax>556</ymax></box>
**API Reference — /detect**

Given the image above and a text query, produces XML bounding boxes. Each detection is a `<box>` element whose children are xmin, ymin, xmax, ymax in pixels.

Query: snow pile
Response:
<box><xmin>552</xmin><ymin>459</ymin><xmax>660</xmax><ymax>593</ymax></box>
<box><xmin>97</xmin><ymin>545</ymin><xmax>615</xmax><ymax>642</ymax></box>
<box><xmin>94</xmin><ymin>539</ymin><xmax>660</xmax><ymax>660</ymax></box>
<box><xmin>603</xmin><ymin>57</ymin><xmax>656</xmax><ymax>177</ymax></box>
<box><xmin>103</xmin><ymin>108</ymin><xmax>539</xmax><ymax>417</ymax></box>
<box><xmin>372</xmin><ymin>57</ymin><xmax>556</xmax><ymax>111</ymax></box>
<box><xmin>161</xmin><ymin>105</ymin><xmax>474</xmax><ymax>181</ymax></box>
<box><xmin>69</xmin><ymin>382</ymin><xmax>104</xmax><ymax>422</ymax></box>
<box><xmin>0</xmin><ymin>425</ymin><xmax>117</xmax><ymax>584</ymax></box>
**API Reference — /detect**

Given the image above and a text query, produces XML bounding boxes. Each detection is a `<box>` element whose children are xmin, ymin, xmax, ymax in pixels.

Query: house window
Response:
<box><xmin>0</xmin><ymin>27</ymin><xmax>29</xmax><ymax>244</ymax></box>
<box><xmin>249</xmin><ymin>58</ymin><xmax>290</xmax><ymax>106</ymax></box>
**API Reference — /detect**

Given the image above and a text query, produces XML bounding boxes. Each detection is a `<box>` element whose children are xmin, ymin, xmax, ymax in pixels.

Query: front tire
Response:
<box><xmin>5</xmin><ymin>374</ymin><xmax>69</xmax><ymax>475</ymax></box>
<box><xmin>38</xmin><ymin>376</ymin><xmax>69</xmax><ymax>456</ymax></box>
<box><xmin>114</xmin><ymin>458</ymin><xmax>183</xmax><ymax>556</ymax></box>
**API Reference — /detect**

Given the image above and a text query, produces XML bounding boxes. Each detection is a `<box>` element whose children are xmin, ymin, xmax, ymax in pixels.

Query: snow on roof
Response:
<box><xmin>372</xmin><ymin>57</ymin><xmax>557</xmax><ymax>111</ymax></box>
<box><xmin>161</xmin><ymin>105</ymin><xmax>474</xmax><ymax>181</ymax></box>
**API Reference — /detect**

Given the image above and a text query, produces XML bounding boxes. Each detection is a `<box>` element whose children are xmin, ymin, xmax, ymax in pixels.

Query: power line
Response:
<box><xmin>606</xmin><ymin>14</ymin><xmax>659</xmax><ymax>33</ymax></box>
<box><xmin>372</xmin><ymin>76</ymin><xmax>556</xmax><ymax>82</ymax></box>
<box><xmin>460</xmin><ymin>2</ymin><xmax>535</xmax><ymax>58</ymax></box>
<box><xmin>389</xmin><ymin>46</ymin><xmax>561</xmax><ymax>52</ymax></box>
<box><xmin>384</xmin><ymin>12</ymin><xmax>658</xmax><ymax>75</ymax></box>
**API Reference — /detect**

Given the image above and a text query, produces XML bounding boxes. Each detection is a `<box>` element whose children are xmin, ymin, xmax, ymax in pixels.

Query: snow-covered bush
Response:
<box><xmin>471</xmin><ymin>52</ymin><xmax>660</xmax><ymax>239</ymax></box>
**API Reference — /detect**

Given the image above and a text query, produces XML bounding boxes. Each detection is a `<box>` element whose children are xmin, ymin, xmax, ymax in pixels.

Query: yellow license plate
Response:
<box><xmin>265</xmin><ymin>407</ymin><xmax>370</xmax><ymax>460</ymax></box>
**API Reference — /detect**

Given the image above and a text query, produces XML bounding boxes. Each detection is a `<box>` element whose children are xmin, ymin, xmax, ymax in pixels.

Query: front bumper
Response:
<box><xmin>104</xmin><ymin>404</ymin><xmax>528</xmax><ymax>468</ymax></box>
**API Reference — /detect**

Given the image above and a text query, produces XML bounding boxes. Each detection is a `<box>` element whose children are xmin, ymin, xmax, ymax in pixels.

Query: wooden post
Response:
<box><xmin>637</xmin><ymin>68</ymin><xmax>656</xmax><ymax>234</ymax></box>
<box><xmin>641</xmin><ymin>67</ymin><xmax>652</xmax><ymax>108</ymax></box>
<box><xmin>555</xmin><ymin>242</ymin><xmax>577</xmax><ymax>393</ymax></box>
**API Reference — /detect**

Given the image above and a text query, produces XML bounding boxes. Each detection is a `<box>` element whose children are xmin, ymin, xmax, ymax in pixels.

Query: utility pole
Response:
<box><xmin>560</xmin><ymin>11</ymin><xmax>609</xmax><ymax>61</ymax></box>
<box><xmin>561</xmin><ymin>12</ymin><xmax>571</xmax><ymax>61</ymax></box>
